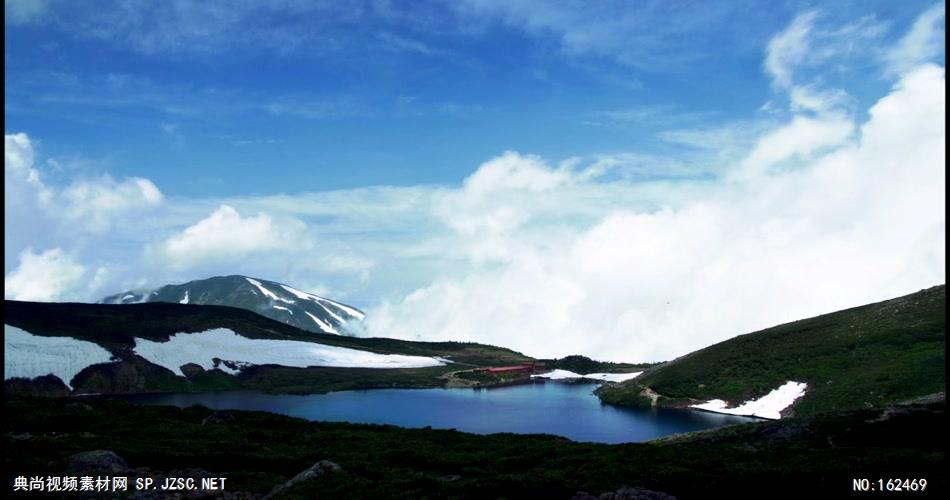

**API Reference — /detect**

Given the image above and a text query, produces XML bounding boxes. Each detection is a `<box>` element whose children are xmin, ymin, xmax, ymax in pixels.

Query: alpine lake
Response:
<box><xmin>114</xmin><ymin>379</ymin><xmax>758</xmax><ymax>443</ymax></box>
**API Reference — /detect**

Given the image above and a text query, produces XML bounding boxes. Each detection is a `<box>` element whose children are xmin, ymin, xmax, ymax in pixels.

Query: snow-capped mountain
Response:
<box><xmin>99</xmin><ymin>275</ymin><xmax>365</xmax><ymax>335</ymax></box>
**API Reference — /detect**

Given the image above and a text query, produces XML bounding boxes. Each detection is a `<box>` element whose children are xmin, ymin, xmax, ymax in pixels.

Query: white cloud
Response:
<box><xmin>62</xmin><ymin>175</ymin><xmax>164</xmax><ymax>231</ymax></box>
<box><xmin>732</xmin><ymin>115</ymin><xmax>856</xmax><ymax>180</ymax></box>
<box><xmin>5</xmin><ymin>133</ymin><xmax>164</xmax><ymax>230</ymax></box>
<box><xmin>5</xmin><ymin>132</ymin><xmax>50</xmax><ymax>199</ymax></box>
<box><xmin>765</xmin><ymin>11</ymin><xmax>818</xmax><ymax>88</ymax></box>
<box><xmin>788</xmin><ymin>86</ymin><xmax>855</xmax><ymax>116</ymax></box>
<box><xmin>453</xmin><ymin>0</ymin><xmax>745</xmax><ymax>69</ymax></box>
<box><xmin>5</xmin><ymin>248</ymin><xmax>86</xmax><ymax>301</ymax></box>
<box><xmin>4</xmin><ymin>132</ymin><xmax>164</xmax><ymax>298</ymax></box>
<box><xmin>883</xmin><ymin>3</ymin><xmax>946</xmax><ymax>77</ymax></box>
<box><xmin>5</xmin><ymin>133</ymin><xmax>35</xmax><ymax>173</ymax></box>
<box><xmin>159</xmin><ymin>205</ymin><xmax>310</xmax><ymax>269</ymax></box>
<box><xmin>367</xmin><ymin>64</ymin><xmax>944</xmax><ymax>362</ymax></box>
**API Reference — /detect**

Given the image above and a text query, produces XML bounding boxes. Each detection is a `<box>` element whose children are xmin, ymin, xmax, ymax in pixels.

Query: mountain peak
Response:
<box><xmin>99</xmin><ymin>275</ymin><xmax>364</xmax><ymax>335</ymax></box>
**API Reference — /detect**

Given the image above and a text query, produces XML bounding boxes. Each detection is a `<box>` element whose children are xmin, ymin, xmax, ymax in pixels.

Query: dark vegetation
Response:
<box><xmin>4</xmin><ymin>396</ymin><xmax>944</xmax><ymax>499</ymax></box>
<box><xmin>542</xmin><ymin>355</ymin><xmax>657</xmax><ymax>374</ymax></box>
<box><xmin>239</xmin><ymin>365</ymin><xmax>460</xmax><ymax>394</ymax></box>
<box><xmin>597</xmin><ymin>285</ymin><xmax>946</xmax><ymax>416</ymax></box>
<box><xmin>453</xmin><ymin>370</ymin><xmax>530</xmax><ymax>386</ymax></box>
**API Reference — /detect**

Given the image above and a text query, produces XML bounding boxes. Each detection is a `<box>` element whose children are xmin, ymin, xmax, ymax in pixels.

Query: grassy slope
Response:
<box><xmin>4</xmin><ymin>397</ymin><xmax>944</xmax><ymax>499</ymax></box>
<box><xmin>597</xmin><ymin>285</ymin><xmax>946</xmax><ymax>416</ymax></box>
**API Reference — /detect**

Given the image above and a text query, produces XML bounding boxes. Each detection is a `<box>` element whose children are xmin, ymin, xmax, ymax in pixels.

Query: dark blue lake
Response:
<box><xmin>119</xmin><ymin>381</ymin><xmax>759</xmax><ymax>443</ymax></box>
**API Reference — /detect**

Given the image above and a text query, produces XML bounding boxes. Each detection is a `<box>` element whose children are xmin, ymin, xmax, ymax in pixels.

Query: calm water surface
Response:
<box><xmin>119</xmin><ymin>381</ymin><xmax>759</xmax><ymax>443</ymax></box>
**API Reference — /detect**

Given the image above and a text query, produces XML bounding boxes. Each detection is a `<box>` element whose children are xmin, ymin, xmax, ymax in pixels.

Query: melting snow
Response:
<box><xmin>279</xmin><ymin>284</ymin><xmax>365</xmax><ymax>320</ymax></box>
<box><xmin>691</xmin><ymin>381</ymin><xmax>808</xmax><ymax>420</ymax></box>
<box><xmin>279</xmin><ymin>284</ymin><xmax>320</xmax><ymax>301</ymax></box>
<box><xmin>304</xmin><ymin>311</ymin><xmax>339</xmax><ymax>334</ymax></box>
<box><xmin>4</xmin><ymin>324</ymin><xmax>114</xmax><ymax>389</ymax></box>
<box><xmin>532</xmin><ymin>369</ymin><xmax>643</xmax><ymax>382</ymax></box>
<box><xmin>245</xmin><ymin>277</ymin><xmax>294</xmax><ymax>304</ymax></box>
<box><xmin>180</xmin><ymin>291</ymin><xmax>189</xmax><ymax>304</ymax></box>
<box><xmin>321</xmin><ymin>298</ymin><xmax>365</xmax><ymax>320</ymax></box>
<box><xmin>132</xmin><ymin>328</ymin><xmax>440</xmax><ymax>375</ymax></box>
<box><xmin>273</xmin><ymin>305</ymin><xmax>293</xmax><ymax>315</ymax></box>
<box><xmin>121</xmin><ymin>294</ymin><xmax>135</xmax><ymax>300</ymax></box>
<box><xmin>314</xmin><ymin>301</ymin><xmax>346</xmax><ymax>324</ymax></box>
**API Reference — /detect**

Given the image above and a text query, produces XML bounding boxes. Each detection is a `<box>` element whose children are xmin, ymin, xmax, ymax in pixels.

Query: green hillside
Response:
<box><xmin>597</xmin><ymin>285</ymin><xmax>946</xmax><ymax>416</ymax></box>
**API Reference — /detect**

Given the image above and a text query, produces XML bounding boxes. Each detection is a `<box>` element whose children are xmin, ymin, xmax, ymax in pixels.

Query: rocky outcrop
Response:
<box><xmin>67</xmin><ymin>450</ymin><xmax>129</xmax><ymax>475</ymax></box>
<box><xmin>4</xmin><ymin>374</ymin><xmax>71</xmax><ymax>397</ymax></box>
<box><xmin>72</xmin><ymin>357</ymin><xmax>189</xmax><ymax>394</ymax></box>
<box><xmin>202</xmin><ymin>410</ymin><xmax>237</xmax><ymax>425</ymax></box>
<box><xmin>265</xmin><ymin>460</ymin><xmax>342</xmax><ymax>499</ymax></box>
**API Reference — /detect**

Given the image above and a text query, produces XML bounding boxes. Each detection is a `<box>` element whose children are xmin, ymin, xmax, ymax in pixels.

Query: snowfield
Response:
<box><xmin>691</xmin><ymin>381</ymin><xmax>808</xmax><ymax>419</ymax></box>
<box><xmin>133</xmin><ymin>328</ymin><xmax>446</xmax><ymax>376</ymax></box>
<box><xmin>533</xmin><ymin>369</ymin><xmax>643</xmax><ymax>383</ymax></box>
<box><xmin>4</xmin><ymin>324</ymin><xmax>114</xmax><ymax>389</ymax></box>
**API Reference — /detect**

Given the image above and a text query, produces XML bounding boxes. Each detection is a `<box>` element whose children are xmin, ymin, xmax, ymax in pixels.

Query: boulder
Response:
<box><xmin>265</xmin><ymin>460</ymin><xmax>342</xmax><ymax>499</ymax></box>
<box><xmin>67</xmin><ymin>450</ymin><xmax>128</xmax><ymax>474</ymax></box>
<box><xmin>202</xmin><ymin>411</ymin><xmax>237</xmax><ymax>425</ymax></box>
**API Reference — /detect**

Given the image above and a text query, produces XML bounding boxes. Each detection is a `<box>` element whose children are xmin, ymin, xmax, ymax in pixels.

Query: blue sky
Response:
<box><xmin>4</xmin><ymin>0</ymin><xmax>946</xmax><ymax>361</ymax></box>
<box><xmin>6</xmin><ymin>0</ymin><xmax>939</xmax><ymax>194</ymax></box>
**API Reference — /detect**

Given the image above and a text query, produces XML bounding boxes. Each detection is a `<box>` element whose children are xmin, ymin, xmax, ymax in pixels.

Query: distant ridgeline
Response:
<box><xmin>99</xmin><ymin>275</ymin><xmax>365</xmax><ymax>336</ymax></box>
<box><xmin>597</xmin><ymin>285</ymin><xmax>946</xmax><ymax>417</ymax></box>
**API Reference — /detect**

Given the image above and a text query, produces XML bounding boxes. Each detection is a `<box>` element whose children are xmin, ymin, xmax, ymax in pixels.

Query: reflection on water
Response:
<box><xmin>117</xmin><ymin>381</ymin><xmax>759</xmax><ymax>444</ymax></box>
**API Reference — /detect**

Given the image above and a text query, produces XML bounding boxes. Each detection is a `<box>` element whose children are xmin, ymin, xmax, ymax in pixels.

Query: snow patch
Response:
<box><xmin>121</xmin><ymin>294</ymin><xmax>135</xmax><ymax>300</ymax></box>
<box><xmin>321</xmin><ymin>298</ymin><xmax>365</xmax><ymax>320</ymax></box>
<box><xmin>180</xmin><ymin>291</ymin><xmax>189</xmax><ymax>304</ymax></box>
<box><xmin>4</xmin><ymin>324</ymin><xmax>115</xmax><ymax>389</ymax></box>
<box><xmin>279</xmin><ymin>284</ymin><xmax>365</xmax><ymax>320</ymax></box>
<box><xmin>132</xmin><ymin>328</ymin><xmax>442</xmax><ymax>376</ymax></box>
<box><xmin>304</xmin><ymin>311</ymin><xmax>339</xmax><ymax>334</ymax></box>
<box><xmin>278</xmin><ymin>283</ymin><xmax>320</xmax><ymax>301</ymax></box>
<box><xmin>273</xmin><ymin>305</ymin><xmax>293</xmax><ymax>315</ymax></box>
<box><xmin>314</xmin><ymin>301</ymin><xmax>346</xmax><ymax>324</ymax></box>
<box><xmin>691</xmin><ymin>381</ymin><xmax>808</xmax><ymax>420</ymax></box>
<box><xmin>245</xmin><ymin>277</ymin><xmax>294</xmax><ymax>304</ymax></box>
<box><xmin>532</xmin><ymin>369</ymin><xmax>642</xmax><ymax>382</ymax></box>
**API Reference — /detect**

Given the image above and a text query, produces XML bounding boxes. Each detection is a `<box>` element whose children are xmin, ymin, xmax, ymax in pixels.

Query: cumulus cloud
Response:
<box><xmin>4</xmin><ymin>132</ymin><xmax>164</xmax><ymax>297</ymax></box>
<box><xmin>367</xmin><ymin>64</ymin><xmax>945</xmax><ymax>362</ymax></box>
<box><xmin>62</xmin><ymin>175</ymin><xmax>164</xmax><ymax>231</ymax></box>
<box><xmin>883</xmin><ymin>3</ymin><xmax>946</xmax><ymax>77</ymax></box>
<box><xmin>4</xmin><ymin>132</ymin><xmax>164</xmax><ymax>233</ymax></box>
<box><xmin>159</xmin><ymin>205</ymin><xmax>310</xmax><ymax>269</ymax></box>
<box><xmin>5</xmin><ymin>248</ymin><xmax>86</xmax><ymax>301</ymax></box>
